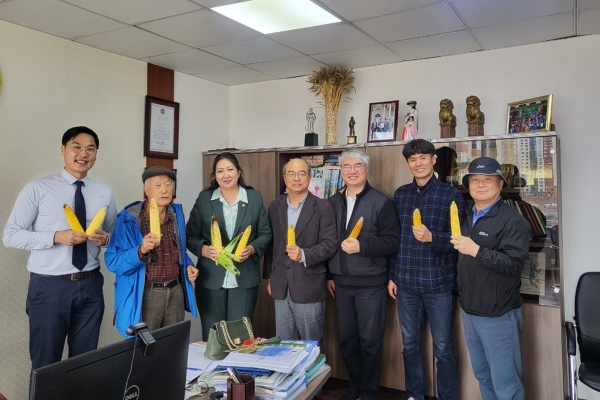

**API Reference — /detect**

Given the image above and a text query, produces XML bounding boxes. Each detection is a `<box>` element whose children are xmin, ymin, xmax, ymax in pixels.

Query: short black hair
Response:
<box><xmin>62</xmin><ymin>126</ymin><xmax>99</xmax><ymax>149</ymax></box>
<box><xmin>402</xmin><ymin>138</ymin><xmax>435</xmax><ymax>160</ymax></box>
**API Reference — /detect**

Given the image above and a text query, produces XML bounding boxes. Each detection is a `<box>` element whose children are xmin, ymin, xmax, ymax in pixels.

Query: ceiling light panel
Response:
<box><xmin>212</xmin><ymin>0</ymin><xmax>341</xmax><ymax>34</ymax></box>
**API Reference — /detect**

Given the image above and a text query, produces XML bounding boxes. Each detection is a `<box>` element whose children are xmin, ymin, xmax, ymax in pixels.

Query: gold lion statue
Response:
<box><xmin>466</xmin><ymin>95</ymin><xmax>485</xmax><ymax>123</ymax></box>
<box><xmin>439</xmin><ymin>99</ymin><xmax>456</xmax><ymax>125</ymax></box>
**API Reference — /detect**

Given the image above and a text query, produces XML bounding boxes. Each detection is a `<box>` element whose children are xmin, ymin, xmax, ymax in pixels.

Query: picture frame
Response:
<box><xmin>144</xmin><ymin>95</ymin><xmax>180</xmax><ymax>159</ymax></box>
<box><xmin>143</xmin><ymin>167</ymin><xmax>177</xmax><ymax>199</ymax></box>
<box><xmin>367</xmin><ymin>100</ymin><xmax>398</xmax><ymax>143</ymax></box>
<box><xmin>520</xmin><ymin>252</ymin><xmax>546</xmax><ymax>296</ymax></box>
<box><xmin>506</xmin><ymin>94</ymin><xmax>553</xmax><ymax>134</ymax></box>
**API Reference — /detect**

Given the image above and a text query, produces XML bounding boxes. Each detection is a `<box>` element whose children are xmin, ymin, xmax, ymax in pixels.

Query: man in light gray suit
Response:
<box><xmin>264</xmin><ymin>158</ymin><xmax>337</xmax><ymax>342</ymax></box>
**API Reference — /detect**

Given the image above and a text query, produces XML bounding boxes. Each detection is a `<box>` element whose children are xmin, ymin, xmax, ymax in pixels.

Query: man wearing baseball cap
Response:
<box><xmin>105</xmin><ymin>166</ymin><xmax>198</xmax><ymax>337</ymax></box>
<box><xmin>451</xmin><ymin>157</ymin><xmax>530</xmax><ymax>400</ymax></box>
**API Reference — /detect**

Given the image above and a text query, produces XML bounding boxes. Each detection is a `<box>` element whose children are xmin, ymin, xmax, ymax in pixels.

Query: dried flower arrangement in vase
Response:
<box><xmin>307</xmin><ymin>67</ymin><xmax>355</xmax><ymax>144</ymax></box>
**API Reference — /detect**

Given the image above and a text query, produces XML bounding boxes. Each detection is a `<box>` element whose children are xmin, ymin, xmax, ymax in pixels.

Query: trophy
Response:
<box><xmin>347</xmin><ymin>116</ymin><xmax>357</xmax><ymax>144</ymax></box>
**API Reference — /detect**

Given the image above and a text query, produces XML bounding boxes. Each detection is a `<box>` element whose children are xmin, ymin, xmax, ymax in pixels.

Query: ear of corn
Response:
<box><xmin>149</xmin><ymin>198</ymin><xmax>161</xmax><ymax>241</ymax></box>
<box><xmin>288</xmin><ymin>225</ymin><xmax>296</xmax><ymax>246</ymax></box>
<box><xmin>346</xmin><ymin>216</ymin><xmax>364</xmax><ymax>241</ymax></box>
<box><xmin>63</xmin><ymin>204</ymin><xmax>84</xmax><ymax>233</ymax></box>
<box><xmin>450</xmin><ymin>201</ymin><xmax>461</xmax><ymax>236</ymax></box>
<box><xmin>85</xmin><ymin>207</ymin><xmax>107</xmax><ymax>235</ymax></box>
<box><xmin>233</xmin><ymin>225</ymin><xmax>252</xmax><ymax>262</ymax></box>
<box><xmin>211</xmin><ymin>216</ymin><xmax>223</xmax><ymax>252</ymax></box>
<box><xmin>413</xmin><ymin>209</ymin><xmax>423</xmax><ymax>227</ymax></box>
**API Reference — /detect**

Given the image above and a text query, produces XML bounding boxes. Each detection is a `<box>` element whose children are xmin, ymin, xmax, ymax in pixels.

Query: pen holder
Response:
<box><xmin>227</xmin><ymin>374</ymin><xmax>255</xmax><ymax>400</ymax></box>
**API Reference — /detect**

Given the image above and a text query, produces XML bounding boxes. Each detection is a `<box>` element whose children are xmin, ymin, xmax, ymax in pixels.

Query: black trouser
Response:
<box><xmin>27</xmin><ymin>269</ymin><xmax>104</xmax><ymax>371</ymax></box>
<box><xmin>335</xmin><ymin>285</ymin><xmax>387</xmax><ymax>400</ymax></box>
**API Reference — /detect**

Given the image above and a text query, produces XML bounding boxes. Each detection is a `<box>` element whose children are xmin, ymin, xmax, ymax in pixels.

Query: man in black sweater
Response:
<box><xmin>327</xmin><ymin>149</ymin><xmax>400</xmax><ymax>400</ymax></box>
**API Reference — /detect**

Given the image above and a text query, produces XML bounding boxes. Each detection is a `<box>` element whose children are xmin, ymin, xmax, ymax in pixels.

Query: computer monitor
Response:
<box><xmin>30</xmin><ymin>320</ymin><xmax>191</xmax><ymax>400</ymax></box>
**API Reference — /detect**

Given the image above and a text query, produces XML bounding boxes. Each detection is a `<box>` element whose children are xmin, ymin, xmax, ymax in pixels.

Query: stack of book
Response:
<box><xmin>213</xmin><ymin>341</ymin><xmax>326</xmax><ymax>399</ymax></box>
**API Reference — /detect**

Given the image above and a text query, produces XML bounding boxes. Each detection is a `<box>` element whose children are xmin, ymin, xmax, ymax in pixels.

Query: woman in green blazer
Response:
<box><xmin>186</xmin><ymin>153</ymin><xmax>272</xmax><ymax>339</ymax></box>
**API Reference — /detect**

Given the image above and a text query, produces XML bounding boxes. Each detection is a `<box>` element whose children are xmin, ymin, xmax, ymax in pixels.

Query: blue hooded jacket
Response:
<box><xmin>105</xmin><ymin>201</ymin><xmax>197</xmax><ymax>337</ymax></box>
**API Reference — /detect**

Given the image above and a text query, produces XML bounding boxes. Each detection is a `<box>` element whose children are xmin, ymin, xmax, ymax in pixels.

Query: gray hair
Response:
<box><xmin>282</xmin><ymin>158</ymin><xmax>310</xmax><ymax>174</ymax></box>
<box><xmin>339</xmin><ymin>149</ymin><xmax>370</xmax><ymax>171</ymax></box>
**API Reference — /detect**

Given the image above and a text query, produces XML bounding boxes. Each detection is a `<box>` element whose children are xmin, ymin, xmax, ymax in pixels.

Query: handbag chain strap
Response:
<box><xmin>219</xmin><ymin>317</ymin><xmax>255</xmax><ymax>350</ymax></box>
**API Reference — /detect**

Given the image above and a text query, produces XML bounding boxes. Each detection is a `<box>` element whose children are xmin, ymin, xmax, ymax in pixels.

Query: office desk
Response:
<box><xmin>188</xmin><ymin>365</ymin><xmax>331</xmax><ymax>400</ymax></box>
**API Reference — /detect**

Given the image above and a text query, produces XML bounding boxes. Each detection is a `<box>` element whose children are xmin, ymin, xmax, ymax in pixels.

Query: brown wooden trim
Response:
<box><xmin>147</xmin><ymin>63</ymin><xmax>174</xmax><ymax>101</ymax></box>
<box><xmin>146</xmin><ymin>63</ymin><xmax>175</xmax><ymax>169</ymax></box>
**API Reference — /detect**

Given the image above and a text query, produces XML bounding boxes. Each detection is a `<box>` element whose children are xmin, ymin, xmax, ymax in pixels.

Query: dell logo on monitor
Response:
<box><xmin>124</xmin><ymin>385</ymin><xmax>140</xmax><ymax>400</ymax></box>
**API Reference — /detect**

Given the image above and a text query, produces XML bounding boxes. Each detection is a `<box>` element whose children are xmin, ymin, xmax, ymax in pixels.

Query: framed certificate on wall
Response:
<box><xmin>144</xmin><ymin>95</ymin><xmax>180</xmax><ymax>159</ymax></box>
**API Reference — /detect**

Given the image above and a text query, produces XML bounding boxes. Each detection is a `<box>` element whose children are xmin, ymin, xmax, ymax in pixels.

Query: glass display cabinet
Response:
<box><xmin>431</xmin><ymin>132</ymin><xmax>561</xmax><ymax>307</ymax></box>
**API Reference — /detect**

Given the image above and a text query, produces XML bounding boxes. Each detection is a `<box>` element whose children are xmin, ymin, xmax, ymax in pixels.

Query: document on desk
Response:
<box><xmin>219</xmin><ymin>345</ymin><xmax>308</xmax><ymax>373</ymax></box>
<box><xmin>186</xmin><ymin>343</ymin><xmax>219</xmax><ymax>384</ymax></box>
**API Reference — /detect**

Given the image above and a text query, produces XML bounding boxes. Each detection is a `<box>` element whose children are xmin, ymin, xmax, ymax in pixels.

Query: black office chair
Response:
<box><xmin>565</xmin><ymin>272</ymin><xmax>600</xmax><ymax>400</ymax></box>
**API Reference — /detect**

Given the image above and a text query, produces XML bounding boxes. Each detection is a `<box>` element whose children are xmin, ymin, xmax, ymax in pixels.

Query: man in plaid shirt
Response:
<box><xmin>388</xmin><ymin>139</ymin><xmax>465</xmax><ymax>400</ymax></box>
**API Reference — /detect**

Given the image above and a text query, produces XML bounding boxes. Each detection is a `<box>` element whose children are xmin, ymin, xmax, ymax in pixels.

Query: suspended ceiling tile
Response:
<box><xmin>0</xmin><ymin>0</ymin><xmax>125</xmax><ymax>39</ymax></box>
<box><xmin>63</xmin><ymin>0</ymin><xmax>202</xmax><ymax>25</ymax></box>
<box><xmin>139</xmin><ymin>9</ymin><xmax>261</xmax><ymax>48</ymax></box>
<box><xmin>578</xmin><ymin>8</ymin><xmax>600</xmax><ymax>35</ymax></box>
<box><xmin>387</xmin><ymin>30</ymin><xmax>481</xmax><ymax>60</ymax></box>
<box><xmin>75</xmin><ymin>26</ymin><xmax>190</xmax><ymax>59</ymax></box>
<box><xmin>578</xmin><ymin>0</ymin><xmax>600</xmax><ymax>9</ymax></box>
<box><xmin>268</xmin><ymin>23</ymin><xmax>377</xmax><ymax>55</ymax></box>
<box><xmin>311</xmin><ymin>45</ymin><xmax>403</xmax><ymax>69</ymax></box>
<box><xmin>203</xmin><ymin>37</ymin><xmax>302</xmax><ymax>65</ymax></box>
<box><xmin>247</xmin><ymin>56</ymin><xmax>326</xmax><ymax>78</ymax></box>
<box><xmin>193</xmin><ymin>66</ymin><xmax>275</xmax><ymax>85</ymax></box>
<box><xmin>354</xmin><ymin>2</ymin><xmax>465</xmax><ymax>43</ymax></box>
<box><xmin>317</xmin><ymin>0</ymin><xmax>443</xmax><ymax>21</ymax></box>
<box><xmin>451</xmin><ymin>0</ymin><xmax>573</xmax><ymax>29</ymax></box>
<box><xmin>142</xmin><ymin>49</ymin><xmax>239</xmax><ymax>74</ymax></box>
<box><xmin>472</xmin><ymin>13</ymin><xmax>574</xmax><ymax>50</ymax></box>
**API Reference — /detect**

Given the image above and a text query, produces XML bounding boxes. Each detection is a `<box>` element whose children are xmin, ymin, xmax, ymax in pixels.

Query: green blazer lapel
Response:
<box><xmin>211</xmin><ymin>197</ymin><xmax>229</xmax><ymax>241</ymax></box>
<box><xmin>294</xmin><ymin>194</ymin><xmax>316</xmax><ymax>239</ymax></box>
<box><xmin>233</xmin><ymin>199</ymin><xmax>248</xmax><ymax>236</ymax></box>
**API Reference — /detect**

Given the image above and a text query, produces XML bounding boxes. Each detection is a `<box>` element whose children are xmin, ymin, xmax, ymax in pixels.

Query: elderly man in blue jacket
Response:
<box><xmin>106</xmin><ymin>166</ymin><xmax>198</xmax><ymax>337</ymax></box>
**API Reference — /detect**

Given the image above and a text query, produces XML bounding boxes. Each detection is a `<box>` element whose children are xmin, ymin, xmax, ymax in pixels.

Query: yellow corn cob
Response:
<box><xmin>85</xmin><ymin>207</ymin><xmax>107</xmax><ymax>235</ymax></box>
<box><xmin>413</xmin><ymin>209</ymin><xmax>423</xmax><ymax>227</ymax></box>
<box><xmin>211</xmin><ymin>216</ymin><xmax>223</xmax><ymax>252</ymax></box>
<box><xmin>149</xmin><ymin>198</ymin><xmax>161</xmax><ymax>241</ymax></box>
<box><xmin>288</xmin><ymin>225</ymin><xmax>296</xmax><ymax>246</ymax></box>
<box><xmin>63</xmin><ymin>204</ymin><xmax>84</xmax><ymax>233</ymax></box>
<box><xmin>233</xmin><ymin>225</ymin><xmax>252</xmax><ymax>262</ymax></box>
<box><xmin>450</xmin><ymin>201</ymin><xmax>461</xmax><ymax>236</ymax></box>
<box><xmin>346</xmin><ymin>216</ymin><xmax>364</xmax><ymax>241</ymax></box>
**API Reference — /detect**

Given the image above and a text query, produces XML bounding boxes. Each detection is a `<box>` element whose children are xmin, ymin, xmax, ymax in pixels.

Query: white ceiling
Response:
<box><xmin>1</xmin><ymin>0</ymin><xmax>598</xmax><ymax>86</ymax></box>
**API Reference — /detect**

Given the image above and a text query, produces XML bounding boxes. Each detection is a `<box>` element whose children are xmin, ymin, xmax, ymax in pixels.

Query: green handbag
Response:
<box><xmin>204</xmin><ymin>317</ymin><xmax>255</xmax><ymax>360</ymax></box>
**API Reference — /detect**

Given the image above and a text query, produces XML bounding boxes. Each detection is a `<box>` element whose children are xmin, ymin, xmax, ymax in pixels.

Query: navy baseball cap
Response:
<box><xmin>462</xmin><ymin>157</ymin><xmax>508</xmax><ymax>189</ymax></box>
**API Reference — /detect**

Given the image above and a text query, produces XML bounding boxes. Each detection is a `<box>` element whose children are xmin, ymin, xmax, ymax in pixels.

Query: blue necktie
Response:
<box><xmin>72</xmin><ymin>181</ymin><xmax>87</xmax><ymax>270</ymax></box>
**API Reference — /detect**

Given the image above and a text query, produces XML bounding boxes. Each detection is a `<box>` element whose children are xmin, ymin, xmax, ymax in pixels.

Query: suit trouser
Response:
<box><xmin>335</xmin><ymin>285</ymin><xmax>387</xmax><ymax>400</ymax></box>
<box><xmin>26</xmin><ymin>270</ymin><xmax>104</xmax><ymax>371</ymax></box>
<box><xmin>274</xmin><ymin>289</ymin><xmax>325</xmax><ymax>342</ymax></box>
<box><xmin>142</xmin><ymin>283</ymin><xmax>184</xmax><ymax>332</ymax></box>
<box><xmin>195</xmin><ymin>285</ymin><xmax>259</xmax><ymax>340</ymax></box>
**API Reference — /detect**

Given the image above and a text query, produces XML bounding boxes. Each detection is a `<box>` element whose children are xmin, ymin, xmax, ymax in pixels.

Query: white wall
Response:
<box><xmin>230</xmin><ymin>35</ymin><xmax>600</xmax><ymax>399</ymax></box>
<box><xmin>174</xmin><ymin>71</ymin><xmax>229</xmax><ymax>342</ymax></box>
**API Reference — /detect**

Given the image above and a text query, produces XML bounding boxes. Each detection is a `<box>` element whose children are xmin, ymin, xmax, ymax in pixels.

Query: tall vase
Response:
<box><xmin>325</xmin><ymin>108</ymin><xmax>338</xmax><ymax>144</ymax></box>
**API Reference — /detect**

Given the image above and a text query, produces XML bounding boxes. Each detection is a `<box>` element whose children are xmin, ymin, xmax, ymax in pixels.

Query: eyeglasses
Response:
<box><xmin>285</xmin><ymin>171</ymin><xmax>309</xmax><ymax>179</ymax></box>
<box><xmin>341</xmin><ymin>163</ymin><xmax>366</xmax><ymax>172</ymax></box>
<box><xmin>70</xmin><ymin>144</ymin><xmax>97</xmax><ymax>155</ymax></box>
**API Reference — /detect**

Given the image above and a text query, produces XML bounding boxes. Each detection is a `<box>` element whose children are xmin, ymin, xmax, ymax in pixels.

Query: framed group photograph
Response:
<box><xmin>506</xmin><ymin>94</ymin><xmax>553</xmax><ymax>134</ymax></box>
<box><xmin>144</xmin><ymin>96</ymin><xmax>180</xmax><ymax>159</ymax></box>
<box><xmin>367</xmin><ymin>100</ymin><xmax>398</xmax><ymax>143</ymax></box>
